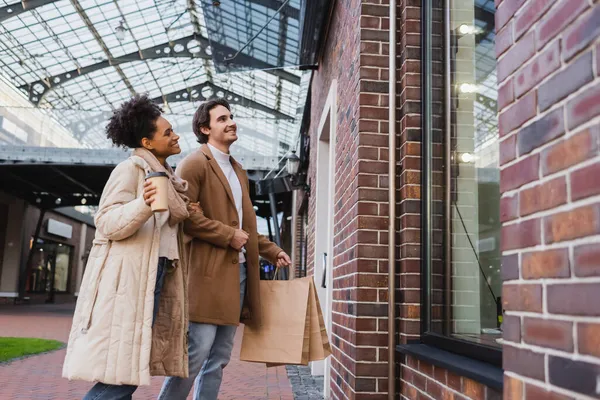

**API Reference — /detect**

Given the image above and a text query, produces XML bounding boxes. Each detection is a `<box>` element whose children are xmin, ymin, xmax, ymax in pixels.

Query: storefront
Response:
<box><xmin>291</xmin><ymin>0</ymin><xmax>600</xmax><ymax>398</ymax></box>
<box><xmin>0</xmin><ymin>192</ymin><xmax>95</xmax><ymax>303</ymax></box>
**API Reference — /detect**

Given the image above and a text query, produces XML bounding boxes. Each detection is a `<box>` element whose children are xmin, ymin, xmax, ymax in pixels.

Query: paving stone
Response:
<box><xmin>0</xmin><ymin>303</ymin><xmax>294</xmax><ymax>399</ymax></box>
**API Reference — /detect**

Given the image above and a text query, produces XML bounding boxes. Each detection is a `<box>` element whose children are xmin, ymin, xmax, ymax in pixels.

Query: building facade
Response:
<box><xmin>0</xmin><ymin>191</ymin><xmax>95</xmax><ymax>304</ymax></box>
<box><xmin>292</xmin><ymin>0</ymin><xmax>600</xmax><ymax>398</ymax></box>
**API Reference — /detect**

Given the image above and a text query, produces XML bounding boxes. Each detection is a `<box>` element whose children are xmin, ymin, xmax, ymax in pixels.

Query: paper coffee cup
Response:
<box><xmin>145</xmin><ymin>172</ymin><xmax>169</xmax><ymax>212</ymax></box>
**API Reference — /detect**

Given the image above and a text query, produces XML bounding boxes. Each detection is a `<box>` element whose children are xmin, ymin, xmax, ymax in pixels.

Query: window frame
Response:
<box><xmin>419</xmin><ymin>0</ymin><xmax>502</xmax><ymax>368</ymax></box>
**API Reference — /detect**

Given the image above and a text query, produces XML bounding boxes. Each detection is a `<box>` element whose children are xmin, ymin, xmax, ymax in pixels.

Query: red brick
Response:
<box><xmin>523</xmin><ymin>318</ymin><xmax>574</xmax><ymax>351</ymax></box>
<box><xmin>502</xmin><ymin>218</ymin><xmax>542</xmax><ymax>251</ymax></box>
<box><xmin>502</xmin><ymin>283</ymin><xmax>543</xmax><ymax>312</ymax></box>
<box><xmin>567</xmin><ymin>82</ymin><xmax>600</xmax><ymax>130</ymax></box>
<box><xmin>499</xmin><ymin>91</ymin><xmax>537</xmax><ymax>137</ymax></box>
<box><xmin>499</xmin><ymin>134</ymin><xmax>517</xmax><ymax>166</ymax></box>
<box><xmin>503</xmin><ymin>254</ymin><xmax>520</xmax><ymax>281</ymax></box>
<box><xmin>525</xmin><ymin>384</ymin><xmax>575</xmax><ymax>400</ymax></box>
<box><xmin>504</xmin><ymin>375</ymin><xmax>524</xmax><ymax>400</ymax></box>
<box><xmin>542</xmin><ymin>127</ymin><xmax>599</xmax><ymax>176</ymax></box>
<box><xmin>578</xmin><ymin>323</ymin><xmax>600</xmax><ymax>358</ymax></box>
<box><xmin>446</xmin><ymin>371</ymin><xmax>462</xmax><ymax>392</ymax></box>
<box><xmin>463</xmin><ymin>378</ymin><xmax>484</xmax><ymax>399</ymax></box>
<box><xmin>498</xmin><ymin>79</ymin><xmax>515</xmax><ymax>112</ymax></box>
<box><xmin>361</xmin><ymin>106</ymin><xmax>388</xmax><ymax>120</ymax></box>
<box><xmin>500</xmin><ymin>193</ymin><xmax>519</xmax><ymax>222</ymax></box>
<box><xmin>500</xmin><ymin>154</ymin><xmax>539</xmax><ymax>192</ymax></box>
<box><xmin>563</xmin><ymin>5</ymin><xmax>600</xmax><ymax>61</ymax></box>
<box><xmin>571</xmin><ymin>161</ymin><xmax>600</xmax><ymax>201</ymax></box>
<box><xmin>514</xmin><ymin>40</ymin><xmax>560</xmax><ymax>99</ymax></box>
<box><xmin>518</xmin><ymin>108</ymin><xmax>565</xmax><ymax>156</ymax></box>
<box><xmin>536</xmin><ymin>0</ymin><xmax>589</xmax><ymax>49</ymax></box>
<box><xmin>497</xmin><ymin>32</ymin><xmax>536</xmax><ymax>83</ymax></box>
<box><xmin>361</xmin><ymin>3</ymin><xmax>388</xmax><ymax>17</ymax></box>
<box><xmin>496</xmin><ymin>22</ymin><xmax>514</xmax><ymax>57</ymax></box>
<box><xmin>360</xmin><ymin>67</ymin><xmax>380</xmax><ymax>80</ymax></box>
<box><xmin>503</xmin><ymin>314</ymin><xmax>521</xmax><ymax>343</ymax></box>
<box><xmin>503</xmin><ymin>345</ymin><xmax>545</xmax><ymax>380</ymax></box>
<box><xmin>522</xmin><ymin>248</ymin><xmax>570</xmax><ymax>279</ymax></box>
<box><xmin>574</xmin><ymin>243</ymin><xmax>600</xmax><ymax>277</ymax></box>
<box><xmin>544</xmin><ymin>204</ymin><xmax>600</xmax><ymax>244</ymax></box>
<box><xmin>519</xmin><ymin>176</ymin><xmax>567</xmax><ymax>216</ymax></box>
<box><xmin>548</xmin><ymin>283</ymin><xmax>600</xmax><ymax>316</ymax></box>
<box><xmin>539</xmin><ymin>52</ymin><xmax>594</xmax><ymax>112</ymax></box>
<box><xmin>361</xmin><ymin>16</ymin><xmax>380</xmax><ymax>29</ymax></box>
<box><xmin>496</xmin><ymin>0</ymin><xmax>526</xmax><ymax>30</ymax></box>
<box><xmin>426</xmin><ymin>380</ymin><xmax>443</xmax><ymax>400</ymax></box>
<box><xmin>514</xmin><ymin>0</ymin><xmax>553</xmax><ymax>39</ymax></box>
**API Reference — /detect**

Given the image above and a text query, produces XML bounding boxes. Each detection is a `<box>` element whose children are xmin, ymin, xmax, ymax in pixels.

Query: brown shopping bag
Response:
<box><xmin>240</xmin><ymin>275</ymin><xmax>331</xmax><ymax>366</ymax></box>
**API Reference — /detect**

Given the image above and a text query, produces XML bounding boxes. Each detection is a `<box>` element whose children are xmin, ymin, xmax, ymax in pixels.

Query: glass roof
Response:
<box><xmin>0</xmin><ymin>0</ymin><xmax>304</xmax><ymax>159</ymax></box>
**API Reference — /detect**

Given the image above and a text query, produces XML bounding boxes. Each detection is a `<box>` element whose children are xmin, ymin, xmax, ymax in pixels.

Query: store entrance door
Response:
<box><xmin>27</xmin><ymin>239</ymin><xmax>72</xmax><ymax>302</ymax></box>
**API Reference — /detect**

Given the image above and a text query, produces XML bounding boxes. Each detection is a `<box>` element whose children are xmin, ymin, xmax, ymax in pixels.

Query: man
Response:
<box><xmin>159</xmin><ymin>98</ymin><xmax>291</xmax><ymax>400</ymax></box>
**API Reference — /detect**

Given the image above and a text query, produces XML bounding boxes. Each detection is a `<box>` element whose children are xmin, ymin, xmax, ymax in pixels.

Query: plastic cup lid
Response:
<box><xmin>145</xmin><ymin>171</ymin><xmax>168</xmax><ymax>179</ymax></box>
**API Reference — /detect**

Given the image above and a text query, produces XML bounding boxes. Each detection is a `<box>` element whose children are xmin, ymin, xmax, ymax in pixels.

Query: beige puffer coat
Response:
<box><xmin>62</xmin><ymin>156</ymin><xmax>189</xmax><ymax>386</ymax></box>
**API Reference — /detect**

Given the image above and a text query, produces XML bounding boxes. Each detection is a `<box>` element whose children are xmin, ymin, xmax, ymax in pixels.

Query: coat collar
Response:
<box><xmin>199</xmin><ymin>144</ymin><xmax>246</xmax><ymax>211</ymax></box>
<box><xmin>200</xmin><ymin>143</ymin><xmax>241</xmax><ymax>168</ymax></box>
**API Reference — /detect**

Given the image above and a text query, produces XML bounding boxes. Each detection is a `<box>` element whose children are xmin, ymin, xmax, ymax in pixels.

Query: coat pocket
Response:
<box><xmin>80</xmin><ymin>239</ymin><xmax>111</xmax><ymax>333</ymax></box>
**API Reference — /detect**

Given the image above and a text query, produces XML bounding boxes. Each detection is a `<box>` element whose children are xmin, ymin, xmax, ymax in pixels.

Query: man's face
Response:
<box><xmin>201</xmin><ymin>105</ymin><xmax>238</xmax><ymax>148</ymax></box>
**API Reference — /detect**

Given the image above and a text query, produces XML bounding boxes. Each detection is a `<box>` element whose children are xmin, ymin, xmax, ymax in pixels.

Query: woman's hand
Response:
<box><xmin>188</xmin><ymin>202</ymin><xmax>202</xmax><ymax>214</ymax></box>
<box><xmin>143</xmin><ymin>180</ymin><xmax>157</xmax><ymax>206</ymax></box>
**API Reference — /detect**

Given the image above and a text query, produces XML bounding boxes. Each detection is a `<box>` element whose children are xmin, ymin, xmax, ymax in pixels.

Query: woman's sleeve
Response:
<box><xmin>94</xmin><ymin>160</ymin><xmax>153</xmax><ymax>241</ymax></box>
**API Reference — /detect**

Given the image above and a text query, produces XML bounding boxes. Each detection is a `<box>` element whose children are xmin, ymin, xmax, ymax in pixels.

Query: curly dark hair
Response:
<box><xmin>106</xmin><ymin>94</ymin><xmax>163</xmax><ymax>148</ymax></box>
<box><xmin>192</xmin><ymin>98</ymin><xmax>231</xmax><ymax>144</ymax></box>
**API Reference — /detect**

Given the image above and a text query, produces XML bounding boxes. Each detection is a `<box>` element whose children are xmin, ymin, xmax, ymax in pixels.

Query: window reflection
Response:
<box><xmin>431</xmin><ymin>0</ymin><xmax>502</xmax><ymax>348</ymax></box>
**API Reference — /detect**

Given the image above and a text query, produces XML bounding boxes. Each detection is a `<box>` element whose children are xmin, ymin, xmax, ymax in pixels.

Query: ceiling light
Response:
<box><xmin>115</xmin><ymin>20</ymin><xmax>127</xmax><ymax>42</ymax></box>
<box><xmin>458</xmin><ymin>24</ymin><xmax>481</xmax><ymax>35</ymax></box>
<box><xmin>460</xmin><ymin>152</ymin><xmax>475</xmax><ymax>163</ymax></box>
<box><xmin>459</xmin><ymin>83</ymin><xmax>478</xmax><ymax>94</ymax></box>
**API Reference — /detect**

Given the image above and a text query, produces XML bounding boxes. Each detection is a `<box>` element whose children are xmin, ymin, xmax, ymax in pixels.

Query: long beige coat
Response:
<box><xmin>62</xmin><ymin>156</ymin><xmax>189</xmax><ymax>386</ymax></box>
<box><xmin>177</xmin><ymin>145</ymin><xmax>282</xmax><ymax>327</ymax></box>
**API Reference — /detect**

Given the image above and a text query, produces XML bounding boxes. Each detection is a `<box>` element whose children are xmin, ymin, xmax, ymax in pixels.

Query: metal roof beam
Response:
<box><xmin>151</xmin><ymin>81</ymin><xmax>296</xmax><ymax>120</ymax></box>
<box><xmin>20</xmin><ymin>36</ymin><xmax>299</xmax><ymax>105</ymax></box>
<box><xmin>0</xmin><ymin>0</ymin><xmax>60</xmax><ymax>23</ymax></box>
<box><xmin>19</xmin><ymin>34</ymin><xmax>209</xmax><ymax>105</ymax></box>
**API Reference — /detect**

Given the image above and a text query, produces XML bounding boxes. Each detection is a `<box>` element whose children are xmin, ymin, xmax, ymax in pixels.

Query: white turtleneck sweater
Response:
<box><xmin>208</xmin><ymin>143</ymin><xmax>245</xmax><ymax>264</ymax></box>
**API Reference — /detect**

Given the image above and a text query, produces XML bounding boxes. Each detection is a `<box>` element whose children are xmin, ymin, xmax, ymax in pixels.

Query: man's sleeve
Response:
<box><xmin>257</xmin><ymin>234</ymin><xmax>283</xmax><ymax>264</ymax></box>
<box><xmin>177</xmin><ymin>156</ymin><xmax>236</xmax><ymax>249</ymax></box>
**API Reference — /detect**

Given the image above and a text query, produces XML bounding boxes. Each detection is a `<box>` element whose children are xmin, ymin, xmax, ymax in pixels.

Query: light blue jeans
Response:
<box><xmin>158</xmin><ymin>263</ymin><xmax>247</xmax><ymax>400</ymax></box>
<box><xmin>82</xmin><ymin>258</ymin><xmax>169</xmax><ymax>400</ymax></box>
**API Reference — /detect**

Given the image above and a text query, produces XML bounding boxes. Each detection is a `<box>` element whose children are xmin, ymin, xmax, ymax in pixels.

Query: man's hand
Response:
<box><xmin>230</xmin><ymin>229</ymin><xmax>249</xmax><ymax>251</ymax></box>
<box><xmin>275</xmin><ymin>251</ymin><xmax>292</xmax><ymax>268</ymax></box>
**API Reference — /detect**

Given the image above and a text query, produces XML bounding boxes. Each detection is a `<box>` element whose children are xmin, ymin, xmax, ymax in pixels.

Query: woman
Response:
<box><xmin>63</xmin><ymin>94</ymin><xmax>192</xmax><ymax>399</ymax></box>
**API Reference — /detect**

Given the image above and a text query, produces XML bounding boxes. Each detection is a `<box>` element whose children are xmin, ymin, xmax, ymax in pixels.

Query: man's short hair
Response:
<box><xmin>192</xmin><ymin>98</ymin><xmax>232</xmax><ymax>144</ymax></box>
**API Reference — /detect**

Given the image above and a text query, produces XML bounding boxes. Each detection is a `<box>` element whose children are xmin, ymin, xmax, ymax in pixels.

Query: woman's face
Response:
<box><xmin>142</xmin><ymin>116</ymin><xmax>181</xmax><ymax>160</ymax></box>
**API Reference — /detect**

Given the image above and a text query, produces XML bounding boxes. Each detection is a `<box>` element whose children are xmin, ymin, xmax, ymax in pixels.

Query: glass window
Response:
<box><xmin>422</xmin><ymin>0</ymin><xmax>502</xmax><ymax>359</ymax></box>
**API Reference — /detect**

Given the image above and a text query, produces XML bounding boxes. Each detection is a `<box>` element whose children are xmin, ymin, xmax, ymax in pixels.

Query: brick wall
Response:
<box><xmin>401</xmin><ymin>357</ymin><xmax>502</xmax><ymax>399</ymax></box>
<box><xmin>305</xmin><ymin>0</ymin><xmax>394</xmax><ymax>398</ymax></box>
<box><xmin>497</xmin><ymin>0</ymin><xmax>600</xmax><ymax>398</ymax></box>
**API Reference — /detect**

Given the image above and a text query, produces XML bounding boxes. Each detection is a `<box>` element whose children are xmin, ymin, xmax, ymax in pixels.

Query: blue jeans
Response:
<box><xmin>158</xmin><ymin>263</ymin><xmax>247</xmax><ymax>400</ymax></box>
<box><xmin>82</xmin><ymin>258</ymin><xmax>169</xmax><ymax>400</ymax></box>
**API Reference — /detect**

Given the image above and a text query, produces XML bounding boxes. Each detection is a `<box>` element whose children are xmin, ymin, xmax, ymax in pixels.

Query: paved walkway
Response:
<box><xmin>0</xmin><ymin>303</ymin><xmax>293</xmax><ymax>400</ymax></box>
